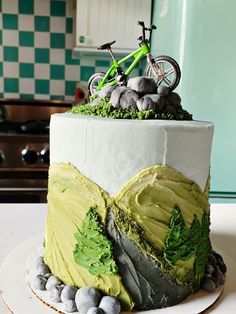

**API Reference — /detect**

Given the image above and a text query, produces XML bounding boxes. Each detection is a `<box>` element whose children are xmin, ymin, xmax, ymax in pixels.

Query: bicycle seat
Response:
<box><xmin>98</xmin><ymin>40</ymin><xmax>116</xmax><ymax>50</ymax></box>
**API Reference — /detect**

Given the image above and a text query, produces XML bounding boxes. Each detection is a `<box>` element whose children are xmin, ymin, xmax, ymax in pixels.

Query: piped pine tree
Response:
<box><xmin>73</xmin><ymin>207</ymin><xmax>118</xmax><ymax>276</ymax></box>
<box><xmin>194</xmin><ymin>212</ymin><xmax>211</xmax><ymax>280</ymax></box>
<box><xmin>163</xmin><ymin>206</ymin><xmax>211</xmax><ymax>290</ymax></box>
<box><xmin>164</xmin><ymin>206</ymin><xmax>193</xmax><ymax>265</ymax></box>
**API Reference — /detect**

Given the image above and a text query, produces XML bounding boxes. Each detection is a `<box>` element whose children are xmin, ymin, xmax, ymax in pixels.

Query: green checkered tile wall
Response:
<box><xmin>0</xmin><ymin>0</ymin><xmax>143</xmax><ymax>100</ymax></box>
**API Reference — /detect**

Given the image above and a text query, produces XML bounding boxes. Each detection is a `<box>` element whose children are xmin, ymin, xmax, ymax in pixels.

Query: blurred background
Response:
<box><xmin>0</xmin><ymin>0</ymin><xmax>235</xmax><ymax>203</ymax></box>
<box><xmin>151</xmin><ymin>0</ymin><xmax>236</xmax><ymax>203</ymax></box>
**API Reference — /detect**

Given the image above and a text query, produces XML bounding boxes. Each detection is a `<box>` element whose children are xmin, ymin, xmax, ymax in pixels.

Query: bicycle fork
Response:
<box><xmin>146</xmin><ymin>53</ymin><xmax>162</xmax><ymax>76</ymax></box>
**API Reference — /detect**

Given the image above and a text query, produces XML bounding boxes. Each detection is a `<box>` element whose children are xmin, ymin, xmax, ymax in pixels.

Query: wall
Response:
<box><xmin>151</xmin><ymin>0</ymin><xmax>236</xmax><ymax>201</ymax></box>
<box><xmin>0</xmin><ymin>0</ymin><xmax>142</xmax><ymax>100</ymax></box>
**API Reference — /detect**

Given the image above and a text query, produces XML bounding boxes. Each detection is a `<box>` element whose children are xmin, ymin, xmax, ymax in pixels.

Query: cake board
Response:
<box><xmin>0</xmin><ymin>234</ymin><xmax>226</xmax><ymax>314</ymax></box>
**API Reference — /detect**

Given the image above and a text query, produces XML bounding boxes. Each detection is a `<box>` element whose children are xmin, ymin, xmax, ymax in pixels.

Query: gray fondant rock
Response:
<box><xmin>106</xmin><ymin>211</ymin><xmax>190</xmax><ymax>310</ymax></box>
<box><xmin>98</xmin><ymin>85</ymin><xmax>115</xmax><ymax>99</ymax></box>
<box><xmin>120</xmin><ymin>89</ymin><xmax>139</xmax><ymax>109</ymax></box>
<box><xmin>153</xmin><ymin>95</ymin><xmax>166</xmax><ymax>112</ymax></box>
<box><xmin>110</xmin><ymin>86</ymin><xmax>128</xmax><ymax>108</ymax></box>
<box><xmin>87</xmin><ymin>307</ymin><xmax>104</xmax><ymax>314</ymax></box>
<box><xmin>166</xmin><ymin>92</ymin><xmax>181</xmax><ymax>107</ymax></box>
<box><xmin>166</xmin><ymin>105</ymin><xmax>177</xmax><ymax>114</ymax></box>
<box><xmin>136</xmin><ymin>97</ymin><xmax>154</xmax><ymax>111</ymax></box>
<box><xmin>35</xmin><ymin>263</ymin><xmax>50</xmax><ymax>276</ymax></box>
<box><xmin>64</xmin><ymin>299</ymin><xmax>77</xmax><ymax>313</ymax></box>
<box><xmin>75</xmin><ymin>287</ymin><xmax>101</xmax><ymax>314</ymax></box>
<box><xmin>143</xmin><ymin>94</ymin><xmax>159</xmax><ymax>103</ymax></box>
<box><xmin>46</xmin><ymin>275</ymin><xmax>62</xmax><ymax>291</ymax></box>
<box><xmin>127</xmin><ymin>77</ymin><xmax>156</xmax><ymax>94</ymax></box>
<box><xmin>61</xmin><ymin>285</ymin><xmax>78</xmax><ymax>303</ymax></box>
<box><xmin>143</xmin><ymin>94</ymin><xmax>166</xmax><ymax>112</ymax></box>
<box><xmin>157</xmin><ymin>85</ymin><xmax>170</xmax><ymax>96</ymax></box>
<box><xmin>49</xmin><ymin>285</ymin><xmax>64</xmax><ymax>303</ymax></box>
<box><xmin>90</xmin><ymin>97</ymin><xmax>102</xmax><ymax>106</ymax></box>
<box><xmin>201</xmin><ymin>277</ymin><xmax>216</xmax><ymax>292</ymax></box>
<box><xmin>33</xmin><ymin>275</ymin><xmax>47</xmax><ymax>290</ymax></box>
<box><xmin>35</xmin><ymin>256</ymin><xmax>44</xmax><ymax>269</ymax></box>
<box><xmin>99</xmin><ymin>296</ymin><xmax>121</xmax><ymax>314</ymax></box>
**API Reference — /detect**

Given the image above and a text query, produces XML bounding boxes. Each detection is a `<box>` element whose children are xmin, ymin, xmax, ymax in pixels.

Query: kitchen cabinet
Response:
<box><xmin>75</xmin><ymin>0</ymin><xmax>152</xmax><ymax>54</ymax></box>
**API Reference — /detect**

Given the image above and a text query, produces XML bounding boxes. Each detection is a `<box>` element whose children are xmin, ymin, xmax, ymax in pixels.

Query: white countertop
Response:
<box><xmin>0</xmin><ymin>203</ymin><xmax>236</xmax><ymax>313</ymax></box>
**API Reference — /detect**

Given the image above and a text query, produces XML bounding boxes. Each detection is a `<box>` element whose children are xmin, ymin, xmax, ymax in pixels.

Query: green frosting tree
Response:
<box><xmin>73</xmin><ymin>207</ymin><xmax>118</xmax><ymax>276</ymax></box>
<box><xmin>194</xmin><ymin>212</ymin><xmax>211</xmax><ymax>278</ymax></box>
<box><xmin>163</xmin><ymin>206</ymin><xmax>211</xmax><ymax>289</ymax></box>
<box><xmin>164</xmin><ymin>206</ymin><xmax>194</xmax><ymax>265</ymax></box>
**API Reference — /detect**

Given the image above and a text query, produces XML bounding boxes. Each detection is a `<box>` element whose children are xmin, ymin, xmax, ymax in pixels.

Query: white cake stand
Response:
<box><xmin>0</xmin><ymin>235</ymin><xmax>225</xmax><ymax>314</ymax></box>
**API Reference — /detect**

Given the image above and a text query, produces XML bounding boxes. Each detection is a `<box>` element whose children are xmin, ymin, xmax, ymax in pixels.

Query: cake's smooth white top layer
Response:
<box><xmin>50</xmin><ymin>113</ymin><xmax>214</xmax><ymax>195</ymax></box>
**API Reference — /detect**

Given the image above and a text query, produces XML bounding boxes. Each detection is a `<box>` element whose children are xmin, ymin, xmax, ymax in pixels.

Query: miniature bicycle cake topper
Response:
<box><xmin>88</xmin><ymin>21</ymin><xmax>181</xmax><ymax>95</ymax></box>
<box><xmin>73</xmin><ymin>21</ymin><xmax>191</xmax><ymax>120</ymax></box>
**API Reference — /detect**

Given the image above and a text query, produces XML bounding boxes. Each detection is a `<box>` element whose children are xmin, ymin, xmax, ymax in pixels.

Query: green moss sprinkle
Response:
<box><xmin>70</xmin><ymin>99</ymin><xmax>193</xmax><ymax>121</ymax></box>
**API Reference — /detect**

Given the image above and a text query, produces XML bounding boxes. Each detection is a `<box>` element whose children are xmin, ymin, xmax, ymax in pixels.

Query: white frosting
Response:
<box><xmin>50</xmin><ymin>113</ymin><xmax>214</xmax><ymax>195</ymax></box>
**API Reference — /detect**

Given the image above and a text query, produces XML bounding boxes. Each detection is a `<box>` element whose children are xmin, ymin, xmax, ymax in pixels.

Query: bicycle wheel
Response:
<box><xmin>145</xmin><ymin>56</ymin><xmax>181</xmax><ymax>91</ymax></box>
<box><xmin>88</xmin><ymin>72</ymin><xmax>106</xmax><ymax>95</ymax></box>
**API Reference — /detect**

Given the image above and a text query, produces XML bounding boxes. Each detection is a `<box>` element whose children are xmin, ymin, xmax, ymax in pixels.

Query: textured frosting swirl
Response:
<box><xmin>44</xmin><ymin>163</ymin><xmax>211</xmax><ymax>310</ymax></box>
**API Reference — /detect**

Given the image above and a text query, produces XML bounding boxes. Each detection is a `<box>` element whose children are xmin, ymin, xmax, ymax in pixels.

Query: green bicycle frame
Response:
<box><xmin>97</xmin><ymin>43</ymin><xmax>150</xmax><ymax>90</ymax></box>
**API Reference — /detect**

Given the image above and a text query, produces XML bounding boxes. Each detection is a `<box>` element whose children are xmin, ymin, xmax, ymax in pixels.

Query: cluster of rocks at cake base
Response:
<box><xmin>32</xmin><ymin>256</ymin><xmax>121</xmax><ymax>313</ymax></box>
<box><xmin>91</xmin><ymin>76</ymin><xmax>182</xmax><ymax>114</ymax></box>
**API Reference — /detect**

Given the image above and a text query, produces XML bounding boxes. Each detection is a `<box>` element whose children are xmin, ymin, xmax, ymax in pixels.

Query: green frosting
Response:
<box><xmin>194</xmin><ymin>211</ymin><xmax>211</xmax><ymax>278</ymax></box>
<box><xmin>164</xmin><ymin>206</ymin><xmax>195</xmax><ymax>264</ymax></box>
<box><xmin>114</xmin><ymin>165</ymin><xmax>210</xmax><ymax>252</ymax></box>
<box><xmin>164</xmin><ymin>207</ymin><xmax>211</xmax><ymax>289</ymax></box>
<box><xmin>44</xmin><ymin>163</ymin><xmax>133</xmax><ymax>310</ymax></box>
<box><xmin>70</xmin><ymin>99</ymin><xmax>193</xmax><ymax>120</ymax></box>
<box><xmin>113</xmin><ymin>165</ymin><xmax>210</xmax><ymax>292</ymax></box>
<box><xmin>111</xmin><ymin>203</ymin><xmax>162</xmax><ymax>263</ymax></box>
<box><xmin>45</xmin><ymin>163</ymin><xmax>211</xmax><ymax>309</ymax></box>
<box><xmin>73</xmin><ymin>207</ymin><xmax>118</xmax><ymax>276</ymax></box>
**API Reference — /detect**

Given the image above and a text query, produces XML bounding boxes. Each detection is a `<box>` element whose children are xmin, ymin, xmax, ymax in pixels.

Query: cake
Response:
<box><xmin>31</xmin><ymin>77</ymin><xmax>227</xmax><ymax>313</ymax></box>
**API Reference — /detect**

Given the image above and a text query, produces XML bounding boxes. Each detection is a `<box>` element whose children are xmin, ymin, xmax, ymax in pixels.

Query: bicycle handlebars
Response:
<box><xmin>137</xmin><ymin>21</ymin><xmax>157</xmax><ymax>43</ymax></box>
<box><xmin>138</xmin><ymin>21</ymin><xmax>145</xmax><ymax>26</ymax></box>
<box><xmin>138</xmin><ymin>21</ymin><xmax>156</xmax><ymax>29</ymax></box>
<box><xmin>146</xmin><ymin>25</ymin><xmax>157</xmax><ymax>31</ymax></box>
